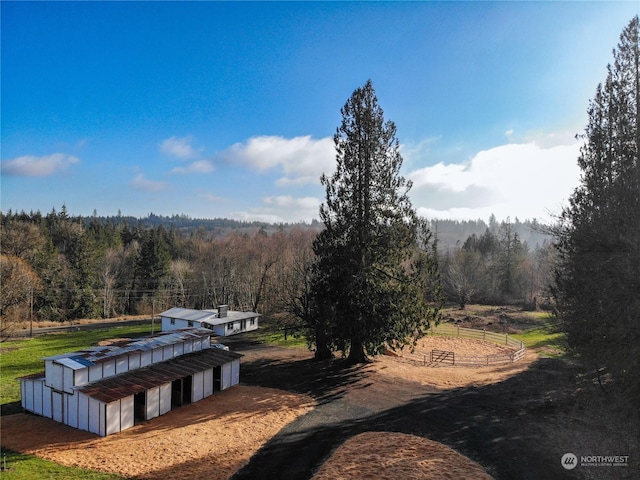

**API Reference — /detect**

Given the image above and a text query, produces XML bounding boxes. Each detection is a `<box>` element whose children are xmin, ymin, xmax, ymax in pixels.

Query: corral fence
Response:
<box><xmin>393</xmin><ymin>324</ymin><xmax>525</xmax><ymax>367</ymax></box>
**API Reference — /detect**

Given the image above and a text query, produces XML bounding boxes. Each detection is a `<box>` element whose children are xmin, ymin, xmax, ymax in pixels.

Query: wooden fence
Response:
<box><xmin>394</xmin><ymin>324</ymin><xmax>525</xmax><ymax>367</ymax></box>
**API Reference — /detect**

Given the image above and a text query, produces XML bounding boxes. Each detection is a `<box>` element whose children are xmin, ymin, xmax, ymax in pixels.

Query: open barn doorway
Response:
<box><xmin>171</xmin><ymin>376</ymin><xmax>193</xmax><ymax>408</ymax></box>
<box><xmin>134</xmin><ymin>391</ymin><xmax>146</xmax><ymax>424</ymax></box>
<box><xmin>213</xmin><ymin>366</ymin><xmax>222</xmax><ymax>393</ymax></box>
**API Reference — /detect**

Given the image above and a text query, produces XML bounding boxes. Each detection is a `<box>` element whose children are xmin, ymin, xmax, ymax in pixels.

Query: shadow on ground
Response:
<box><xmin>228</xmin><ymin>355</ymin><xmax>638</xmax><ymax>480</ymax></box>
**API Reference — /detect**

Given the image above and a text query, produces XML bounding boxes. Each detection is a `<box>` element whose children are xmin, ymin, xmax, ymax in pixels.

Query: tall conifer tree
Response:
<box><xmin>312</xmin><ymin>80</ymin><xmax>442</xmax><ymax>363</ymax></box>
<box><xmin>554</xmin><ymin>16</ymin><xmax>640</xmax><ymax>400</ymax></box>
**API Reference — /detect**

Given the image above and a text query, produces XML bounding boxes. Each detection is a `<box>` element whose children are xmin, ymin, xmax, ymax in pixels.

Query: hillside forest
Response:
<box><xmin>1</xmin><ymin>207</ymin><xmax>555</xmax><ymax>335</ymax></box>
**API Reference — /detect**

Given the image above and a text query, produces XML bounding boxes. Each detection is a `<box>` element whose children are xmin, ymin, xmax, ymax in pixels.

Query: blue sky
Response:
<box><xmin>2</xmin><ymin>1</ymin><xmax>637</xmax><ymax>223</ymax></box>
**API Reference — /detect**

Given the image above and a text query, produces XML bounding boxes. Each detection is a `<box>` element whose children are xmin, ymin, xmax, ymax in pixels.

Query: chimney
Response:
<box><xmin>218</xmin><ymin>305</ymin><xmax>228</xmax><ymax>318</ymax></box>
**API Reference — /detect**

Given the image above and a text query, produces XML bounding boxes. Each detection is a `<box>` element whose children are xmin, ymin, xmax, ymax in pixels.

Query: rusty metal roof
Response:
<box><xmin>44</xmin><ymin>328</ymin><xmax>215</xmax><ymax>369</ymax></box>
<box><xmin>77</xmin><ymin>347</ymin><xmax>242</xmax><ymax>404</ymax></box>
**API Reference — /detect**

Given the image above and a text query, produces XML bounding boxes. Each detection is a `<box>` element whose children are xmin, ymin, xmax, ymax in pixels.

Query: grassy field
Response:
<box><xmin>441</xmin><ymin>304</ymin><xmax>566</xmax><ymax>357</ymax></box>
<box><xmin>0</xmin><ymin>325</ymin><xmax>156</xmax><ymax>479</ymax></box>
<box><xmin>0</xmin><ymin>448</ymin><xmax>128</xmax><ymax>480</ymax></box>
<box><xmin>0</xmin><ymin>324</ymin><xmax>153</xmax><ymax>405</ymax></box>
<box><xmin>242</xmin><ymin>320</ymin><xmax>308</xmax><ymax>348</ymax></box>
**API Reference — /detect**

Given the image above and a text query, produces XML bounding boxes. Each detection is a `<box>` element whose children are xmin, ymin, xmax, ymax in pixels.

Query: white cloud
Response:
<box><xmin>160</xmin><ymin>136</ymin><xmax>201</xmax><ymax>159</ymax></box>
<box><xmin>199</xmin><ymin>193</ymin><xmax>226</xmax><ymax>204</ymax></box>
<box><xmin>220</xmin><ymin>135</ymin><xmax>335</xmax><ymax>186</ymax></box>
<box><xmin>234</xmin><ymin>195</ymin><xmax>321</xmax><ymax>223</ymax></box>
<box><xmin>1</xmin><ymin>153</ymin><xmax>80</xmax><ymax>177</ymax></box>
<box><xmin>130</xmin><ymin>173</ymin><xmax>168</xmax><ymax>192</ymax></box>
<box><xmin>171</xmin><ymin>160</ymin><xmax>214</xmax><ymax>174</ymax></box>
<box><xmin>408</xmin><ymin>141</ymin><xmax>582</xmax><ymax>222</ymax></box>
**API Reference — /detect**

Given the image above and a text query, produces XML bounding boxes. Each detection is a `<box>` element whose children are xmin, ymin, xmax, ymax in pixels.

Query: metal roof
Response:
<box><xmin>160</xmin><ymin>307</ymin><xmax>218</xmax><ymax>322</ymax></box>
<box><xmin>77</xmin><ymin>347</ymin><xmax>243</xmax><ymax>404</ymax></box>
<box><xmin>160</xmin><ymin>307</ymin><xmax>260</xmax><ymax>326</ymax></box>
<box><xmin>43</xmin><ymin>328</ymin><xmax>215</xmax><ymax>369</ymax></box>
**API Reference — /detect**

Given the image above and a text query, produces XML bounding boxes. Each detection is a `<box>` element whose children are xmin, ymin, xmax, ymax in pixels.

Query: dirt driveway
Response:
<box><xmin>2</xmin><ymin>337</ymin><xmax>638</xmax><ymax>479</ymax></box>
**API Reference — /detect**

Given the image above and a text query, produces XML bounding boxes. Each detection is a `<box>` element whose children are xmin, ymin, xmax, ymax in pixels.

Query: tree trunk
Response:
<box><xmin>347</xmin><ymin>337</ymin><xmax>368</xmax><ymax>364</ymax></box>
<box><xmin>314</xmin><ymin>326</ymin><xmax>333</xmax><ymax>360</ymax></box>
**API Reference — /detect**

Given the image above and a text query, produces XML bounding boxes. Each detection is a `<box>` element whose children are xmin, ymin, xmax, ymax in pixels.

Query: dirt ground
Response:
<box><xmin>3</xmin><ymin>335</ymin><xmax>637</xmax><ymax>479</ymax></box>
<box><xmin>312</xmin><ymin>432</ymin><xmax>493</xmax><ymax>480</ymax></box>
<box><xmin>1</xmin><ymin>337</ymin><xmax>522</xmax><ymax>479</ymax></box>
<box><xmin>1</xmin><ymin>386</ymin><xmax>314</xmax><ymax>479</ymax></box>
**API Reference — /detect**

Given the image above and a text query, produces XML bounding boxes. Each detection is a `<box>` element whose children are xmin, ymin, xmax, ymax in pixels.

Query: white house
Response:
<box><xmin>20</xmin><ymin>328</ymin><xmax>242</xmax><ymax>437</ymax></box>
<box><xmin>160</xmin><ymin>306</ymin><xmax>259</xmax><ymax>337</ymax></box>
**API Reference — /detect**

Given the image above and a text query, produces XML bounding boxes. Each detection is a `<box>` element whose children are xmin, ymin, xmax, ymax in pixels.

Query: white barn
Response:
<box><xmin>20</xmin><ymin>328</ymin><xmax>242</xmax><ymax>437</ymax></box>
<box><xmin>160</xmin><ymin>306</ymin><xmax>259</xmax><ymax>337</ymax></box>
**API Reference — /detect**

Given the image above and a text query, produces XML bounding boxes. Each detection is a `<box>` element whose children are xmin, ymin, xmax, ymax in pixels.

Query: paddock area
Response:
<box><xmin>1</xmin><ymin>340</ymin><xmax>537</xmax><ymax>479</ymax></box>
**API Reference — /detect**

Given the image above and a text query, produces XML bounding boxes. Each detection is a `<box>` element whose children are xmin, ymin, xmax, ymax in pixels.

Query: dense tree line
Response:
<box><xmin>0</xmin><ymin>207</ymin><xmax>319</xmax><ymax>337</ymax></box>
<box><xmin>439</xmin><ymin>218</ymin><xmax>556</xmax><ymax>309</ymax></box>
<box><xmin>0</xmin><ymin>206</ymin><xmax>556</xmax><ymax>335</ymax></box>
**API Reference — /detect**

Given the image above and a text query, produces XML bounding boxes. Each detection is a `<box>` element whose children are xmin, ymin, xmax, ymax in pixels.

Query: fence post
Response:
<box><xmin>505</xmin><ymin>333</ymin><xmax>508</xmax><ymax>345</ymax></box>
<box><xmin>457</xmin><ymin>325</ymin><xmax>460</xmax><ymax>337</ymax></box>
<box><xmin>483</xmin><ymin>329</ymin><xmax>486</xmax><ymax>341</ymax></box>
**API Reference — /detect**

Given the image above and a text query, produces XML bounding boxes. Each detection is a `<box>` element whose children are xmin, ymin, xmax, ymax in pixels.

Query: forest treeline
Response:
<box><xmin>0</xmin><ymin>205</ymin><xmax>555</xmax><ymax>333</ymax></box>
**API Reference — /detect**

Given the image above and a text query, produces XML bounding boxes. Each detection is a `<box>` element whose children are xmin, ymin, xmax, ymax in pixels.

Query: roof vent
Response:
<box><xmin>218</xmin><ymin>305</ymin><xmax>228</xmax><ymax>318</ymax></box>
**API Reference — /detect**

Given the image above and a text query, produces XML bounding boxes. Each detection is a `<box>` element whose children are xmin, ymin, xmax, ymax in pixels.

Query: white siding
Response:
<box><xmin>184</xmin><ymin>340</ymin><xmax>193</xmax><ymax>354</ymax></box>
<box><xmin>129</xmin><ymin>352</ymin><xmax>141</xmax><ymax>370</ymax></box>
<box><xmin>213</xmin><ymin>325</ymin><xmax>226</xmax><ymax>337</ymax></box>
<box><xmin>47</xmin><ymin>362</ymin><xmax>64</xmax><ymax>391</ymax></box>
<box><xmin>192</xmin><ymin>371</ymin><xmax>204</xmax><ymax>402</ymax></box>
<box><xmin>74</xmin><ymin>368</ymin><xmax>88</xmax><ymax>387</ymax></box>
<box><xmin>147</xmin><ymin>386</ymin><xmax>160</xmax><ymax>420</ymax></box>
<box><xmin>140</xmin><ymin>350</ymin><xmax>152</xmax><ymax>367</ymax></box>
<box><xmin>193</xmin><ymin>339</ymin><xmax>202</xmax><ymax>352</ymax></box>
<box><xmin>103</xmin><ymin>360</ymin><xmax>116</xmax><ymax>379</ymax></box>
<box><xmin>152</xmin><ymin>348</ymin><xmax>163</xmax><ymax>364</ymax></box>
<box><xmin>120</xmin><ymin>396</ymin><xmax>134</xmax><ymax>431</ymax></box>
<box><xmin>99</xmin><ymin>401</ymin><xmax>107</xmax><ymax>437</ymax></box>
<box><xmin>221</xmin><ymin>363</ymin><xmax>232</xmax><ymax>390</ymax></box>
<box><xmin>174</xmin><ymin>342</ymin><xmax>184</xmax><ymax>356</ymax></box>
<box><xmin>106</xmin><ymin>401</ymin><xmax>120</xmax><ymax>436</ymax></box>
<box><xmin>67</xmin><ymin>392</ymin><xmax>79</xmax><ymax>428</ymax></box>
<box><xmin>203</xmin><ymin>368</ymin><xmax>214</xmax><ymax>397</ymax></box>
<box><xmin>163</xmin><ymin>345</ymin><xmax>174</xmax><ymax>360</ymax></box>
<box><xmin>89</xmin><ymin>364</ymin><xmax>102</xmax><ymax>382</ymax></box>
<box><xmin>116</xmin><ymin>356</ymin><xmax>128</xmax><ymax>374</ymax></box>
<box><xmin>231</xmin><ymin>359</ymin><xmax>240</xmax><ymax>386</ymax></box>
<box><xmin>22</xmin><ymin>379</ymin><xmax>34</xmax><ymax>411</ymax></box>
<box><xmin>161</xmin><ymin>317</ymin><xmax>173</xmax><ymax>331</ymax></box>
<box><xmin>33</xmin><ymin>380</ymin><xmax>43</xmax><ymax>415</ymax></box>
<box><xmin>52</xmin><ymin>391</ymin><xmax>64</xmax><ymax>422</ymax></box>
<box><xmin>202</xmin><ymin>336</ymin><xmax>211</xmax><ymax>348</ymax></box>
<box><xmin>159</xmin><ymin>383</ymin><xmax>171</xmax><ymax>415</ymax></box>
<box><xmin>88</xmin><ymin>397</ymin><xmax>101</xmax><ymax>435</ymax></box>
<box><xmin>63</xmin><ymin>367</ymin><xmax>74</xmax><ymax>393</ymax></box>
<box><xmin>78</xmin><ymin>393</ymin><xmax>89</xmax><ymax>432</ymax></box>
<box><xmin>42</xmin><ymin>385</ymin><xmax>52</xmax><ymax>418</ymax></box>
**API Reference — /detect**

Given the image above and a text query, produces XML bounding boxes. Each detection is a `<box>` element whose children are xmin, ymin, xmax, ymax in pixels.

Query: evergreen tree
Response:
<box><xmin>554</xmin><ymin>16</ymin><xmax>640</xmax><ymax>401</ymax></box>
<box><xmin>312</xmin><ymin>80</ymin><xmax>442</xmax><ymax>363</ymax></box>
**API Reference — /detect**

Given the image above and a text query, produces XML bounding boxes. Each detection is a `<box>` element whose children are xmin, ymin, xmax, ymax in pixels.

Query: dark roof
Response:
<box><xmin>77</xmin><ymin>348</ymin><xmax>243</xmax><ymax>404</ymax></box>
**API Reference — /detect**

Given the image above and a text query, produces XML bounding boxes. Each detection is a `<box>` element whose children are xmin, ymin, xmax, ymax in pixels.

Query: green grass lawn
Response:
<box><xmin>0</xmin><ymin>324</ymin><xmax>153</xmax><ymax>405</ymax></box>
<box><xmin>241</xmin><ymin>321</ymin><xmax>309</xmax><ymax>348</ymax></box>
<box><xmin>511</xmin><ymin>326</ymin><xmax>566</xmax><ymax>357</ymax></box>
<box><xmin>0</xmin><ymin>448</ymin><xmax>128</xmax><ymax>480</ymax></box>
